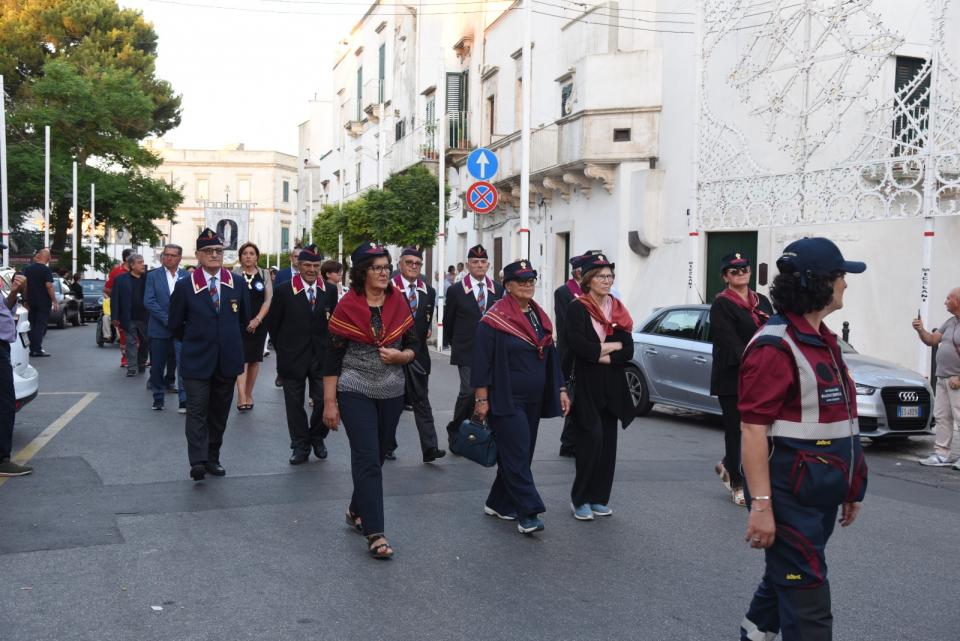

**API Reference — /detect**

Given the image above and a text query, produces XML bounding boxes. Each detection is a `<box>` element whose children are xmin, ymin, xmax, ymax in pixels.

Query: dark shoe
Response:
<box><xmin>559</xmin><ymin>447</ymin><xmax>576</xmax><ymax>458</ymax></box>
<box><xmin>178</xmin><ymin>401</ymin><xmax>187</xmax><ymax>414</ymax></box>
<box><xmin>423</xmin><ymin>447</ymin><xmax>446</xmax><ymax>463</ymax></box>
<box><xmin>152</xmin><ymin>398</ymin><xmax>164</xmax><ymax>411</ymax></box>
<box><xmin>404</xmin><ymin>404</ymin><xmax>413</xmax><ymax>412</ymax></box>
<box><xmin>312</xmin><ymin>443</ymin><xmax>328</xmax><ymax>460</ymax></box>
<box><xmin>165</xmin><ymin>386</ymin><xmax>178</xmax><ymax>394</ymax></box>
<box><xmin>384</xmin><ymin>450</ymin><xmax>397</xmax><ymax>461</ymax></box>
<box><xmin>204</xmin><ymin>462</ymin><xmax>226</xmax><ymax>476</ymax></box>
<box><xmin>274</xmin><ymin>376</ymin><xmax>283</xmax><ymax>387</ymax></box>
<box><xmin>126</xmin><ymin>370</ymin><xmax>137</xmax><ymax>378</ymax></box>
<box><xmin>517</xmin><ymin>516</ymin><xmax>545</xmax><ymax>535</ymax></box>
<box><xmin>138</xmin><ymin>366</ymin><xmax>147</xmax><ymax>373</ymax></box>
<box><xmin>30</xmin><ymin>350</ymin><xmax>51</xmax><ymax>357</ymax></box>
<box><xmin>0</xmin><ymin>460</ymin><xmax>33</xmax><ymax>476</ymax></box>
<box><xmin>189</xmin><ymin>464</ymin><xmax>206</xmax><ymax>481</ymax></box>
<box><xmin>289</xmin><ymin>451</ymin><xmax>309</xmax><ymax>465</ymax></box>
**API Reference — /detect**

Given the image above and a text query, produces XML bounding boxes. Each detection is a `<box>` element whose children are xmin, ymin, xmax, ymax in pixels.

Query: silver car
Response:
<box><xmin>626</xmin><ymin>304</ymin><xmax>934</xmax><ymax>440</ymax></box>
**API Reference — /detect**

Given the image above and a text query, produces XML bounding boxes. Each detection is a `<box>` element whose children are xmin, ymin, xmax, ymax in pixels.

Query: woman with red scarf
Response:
<box><xmin>563</xmin><ymin>254</ymin><xmax>635</xmax><ymax>521</ymax></box>
<box><xmin>323</xmin><ymin>242</ymin><xmax>418</xmax><ymax>559</ymax></box>
<box><xmin>709</xmin><ymin>252</ymin><xmax>773</xmax><ymax>506</ymax></box>
<box><xmin>472</xmin><ymin>260</ymin><xmax>570</xmax><ymax>536</ymax></box>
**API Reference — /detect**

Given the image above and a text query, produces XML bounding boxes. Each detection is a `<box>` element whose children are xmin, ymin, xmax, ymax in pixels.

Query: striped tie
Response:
<box><xmin>307</xmin><ymin>286</ymin><xmax>315</xmax><ymax>308</ymax></box>
<box><xmin>209</xmin><ymin>276</ymin><xmax>219</xmax><ymax>311</ymax></box>
<box><xmin>408</xmin><ymin>283</ymin><xmax>418</xmax><ymax>315</ymax></box>
<box><xmin>476</xmin><ymin>282</ymin><xmax>486</xmax><ymax>312</ymax></box>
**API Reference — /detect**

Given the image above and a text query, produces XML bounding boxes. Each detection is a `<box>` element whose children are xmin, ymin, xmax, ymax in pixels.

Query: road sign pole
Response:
<box><xmin>436</xmin><ymin>48</ymin><xmax>447</xmax><ymax>351</ymax></box>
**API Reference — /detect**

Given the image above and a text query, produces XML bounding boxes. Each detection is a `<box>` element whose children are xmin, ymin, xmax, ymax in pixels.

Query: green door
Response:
<box><xmin>705</xmin><ymin>231</ymin><xmax>758</xmax><ymax>301</ymax></box>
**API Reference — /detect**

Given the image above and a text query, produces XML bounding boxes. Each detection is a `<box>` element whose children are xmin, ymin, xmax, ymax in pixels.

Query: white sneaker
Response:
<box><xmin>918</xmin><ymin>453</ymin><xmax>952</xmax><ymax>467</ymax></box>
<box><xmin>953</xmin><ymin>460</ymin><xmax>960</xmax><ymax>471</ymax></box>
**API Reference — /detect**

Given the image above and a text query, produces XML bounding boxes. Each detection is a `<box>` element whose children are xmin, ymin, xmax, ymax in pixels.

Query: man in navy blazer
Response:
<box><xmin>144</xmin><ymin>244</ymin><xmax>188</xmax><ymax>412</ymax></box>
<box><xmin>169</xmin><ymin>230</ymin><xmax>250</xmax><ymax>481</ymax></box>
<box><xmin>273</xmin><ymin>245</ymin><xmax>301</xmax><ymax>285</ymax></box>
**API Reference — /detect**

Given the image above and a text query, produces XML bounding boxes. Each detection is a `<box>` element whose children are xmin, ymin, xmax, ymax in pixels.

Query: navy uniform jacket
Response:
<box><xmin>168</xmin><ymin>268</ymin><xmax>249</xmax><ymax>379</ymax></box>
<box><xmin>268</xmin><ymin>276</ymin><xmax>337</xmax><ymax>380</ymax></box>
<box><xmin>442</xmin><ymin>276</ymin><xmax>503</xmax><ymax>366</ymax></box>
<box><xmin>393</xmin><ymin>276</ymin><xmax>436</xmax><ymax>374</ymax></box>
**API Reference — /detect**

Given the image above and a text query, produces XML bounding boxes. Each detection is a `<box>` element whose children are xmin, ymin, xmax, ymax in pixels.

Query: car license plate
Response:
<box><xmin>897</xmin><ymin>405</ymin><xmax>921</xmax><ymax>418</ymax></box>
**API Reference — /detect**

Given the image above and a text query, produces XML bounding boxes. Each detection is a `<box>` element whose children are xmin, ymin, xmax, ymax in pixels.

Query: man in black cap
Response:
<box><xmin>388</xmin><ymin>246</ymin><xmax>446</xmax><ymax>462</ymax></box>
<box><xmin>169</xmin><ymin>229</ymin><xmax>250</xmax><ymax>481</ymax></box>
<box><xmin>268</xmin><ymin>245</ymin><xmax>337</xmax><ymax>464</ymax></box>
<box><xmin>442</xmin><ymin>243</ymin><xmax>503</xmax><ymax>447</ymax></box>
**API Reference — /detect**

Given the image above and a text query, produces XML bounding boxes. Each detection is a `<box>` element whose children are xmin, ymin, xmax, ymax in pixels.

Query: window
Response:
<box><xmin>613</xmin><ymin>128</ymin><xmax>631</xmax><ymax>142</ymax></box>
<box><xmin>893</xmin><ymin>56</ymin><xmax>929</xmax><ymax>156</ymax></box>
<box><xmin>356</xmin><ymin>66</ymin><xmax>363</xmax><ymax>120</ymax></box>
<box><xmin>237</xmin><ymin>179</ymin><xmax>251</xmax><ymax>202</ymax></box>
<box><xmin>378</xmin><ymin>44</ymin><xmax>386</xmax><ymax>103</ymax></box>
<box><xmin>196</xmin><ymin>178</ymin><xmax>209</xmax><ymax>201</ymax></box>
<box><xmin>486</xmin><ymin>95</ymin><xmax>496</xmax><ymax>143</ymax></box>
<box><xmin>652</xmin><ymin>309</ymin><xmax>703</xmax><ymax>341</ymax></box>
<box><xmin>515</xmin><ymin>77</ymin><xmax>523</xmax><ymax>131</ymax></box>
<box><xmin>281</xmin><ymin>227</ymin><xmax>290</xmax><ymax>252</ymax></box>
<box><xmin>447</xmin><ymin>71</ymin><xmax>469</xmax><ymax>147</ymax></box>
<box><xmin>282</xmin><ymin>180</ymin><xmax>290</xmax><ymax>203</ymax></box>
<box><xmin>561</xmin><ymin>82</ymin><xmax>574</xmax><ymax>117</ymax></box>
<box><xmin>355</xmin><ymin>162</ymin><xmax>361</xmax><ymax>191</ymax></box>
<box><xmin>395</xmin><ymin>117</ymin><xmax>406</xmax><ymax>140</ymax></box>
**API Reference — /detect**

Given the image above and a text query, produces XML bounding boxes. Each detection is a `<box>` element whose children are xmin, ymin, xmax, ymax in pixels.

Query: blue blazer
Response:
<box><xmin>168</xmin><ymin>269</ymin><xmax>250</xmax><ymax>380</ymax></box>
<box><xmin>275</xmin><ymin>267</ymin><xmax>295</xmax><ymax>285</ymax></box>
<box><xmin>144</xmin><ymin>267</ymin><xmax>187</xmax><ymax>339</ymax></box>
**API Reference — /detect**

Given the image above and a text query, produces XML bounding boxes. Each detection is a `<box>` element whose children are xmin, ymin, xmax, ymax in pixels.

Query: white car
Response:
<box><xmin>0</xmin><ymin>269</ymin><xmax>40</xmax><ymax>411</ymax></box>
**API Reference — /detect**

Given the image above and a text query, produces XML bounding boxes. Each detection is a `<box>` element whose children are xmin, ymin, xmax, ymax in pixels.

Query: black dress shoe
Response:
<box><xmin>289</xmin><ymin>451</ymin><xmax>309</xmax><ymax>465</ymax></box>
<box><xmin>384</xmin><ymin>450</ymin><xmax>397</xmax><ymax>461</ymax></box>
<box><xmin>423</xmin><ymin>447</ymin><xmax>446</xmax><ymax>463</ymax></box>
<box><xmin>30</xmin><ymin>350</ymin><xmax>51</xmax><ymax>357</ymax></box>
<box><xmin>189</xmin><ymin>464</ymin><xmax>206</xmax><ymax>481</ymax></box>
<box><xmin>275</xmin><ymin>376</ymin><xmax>283</xmax><ymax>387</ymax></box>
<box><xmin>312</xmin><ymin>443</ymin><xmax>328</xmax><ymax>460</ymax></box>
<box><xmin>204</xmin><ymin>462</ymin><xmax>226</xmax><ymax>476</ymax></box>
<box><xmin>559</xmin><ymin>447</ymin><xmax>576</xmax><ymax>458</ymax></box>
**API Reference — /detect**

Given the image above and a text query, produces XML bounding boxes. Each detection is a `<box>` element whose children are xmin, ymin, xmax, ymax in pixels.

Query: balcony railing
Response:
<box><xmin>385</xmin><ymin>119</ymin><xmax>439</xmax><ymax>175</ymax></box>
<box><xmin>447</xmin><ymin>110</ymin><xmax>471</xmax><ymax>151</ymax></box>
<box><xmin>362</xmin><ymin>78</ymin><xmax>385</xmax><ymax>117</ymax></box>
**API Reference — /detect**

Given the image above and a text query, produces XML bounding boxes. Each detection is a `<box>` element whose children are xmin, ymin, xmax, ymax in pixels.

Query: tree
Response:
<box><xmin>312</xmin><ymin>164</ymin><xmax>447</xmax><ymax>260</ymax></box>
<box><xmin>0</xmin><ymin>0</ymin><xmax>183</xmax><ymax>255</ymax></box>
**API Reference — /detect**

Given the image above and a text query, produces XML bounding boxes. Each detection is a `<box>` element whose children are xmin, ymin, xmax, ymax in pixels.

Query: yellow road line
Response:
<box><xmin>0</xmin><ymin>392</ymin><xmax>99</xmax><ymax>488</ymax></box>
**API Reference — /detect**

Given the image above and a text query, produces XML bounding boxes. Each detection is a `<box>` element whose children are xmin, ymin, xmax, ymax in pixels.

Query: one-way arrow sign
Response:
<box><xmin>467</xmin><ymin>147</ymin><xmax>499</xmax><ymax>181</ymax></box>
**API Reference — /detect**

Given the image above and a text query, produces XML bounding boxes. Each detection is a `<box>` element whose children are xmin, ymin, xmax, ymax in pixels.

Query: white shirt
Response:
<box><xmin>402</xmin><ymin>277</ymin><xmax>420</xmax><ymax>307</ymax></box>
<box><xmin>165</xmin><ymin>268</ymin><xmax>178</xmax><ymax>294</ymax></box>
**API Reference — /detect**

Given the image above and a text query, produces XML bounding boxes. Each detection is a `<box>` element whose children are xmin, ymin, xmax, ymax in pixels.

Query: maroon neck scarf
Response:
<box><xmin>717</xmin><ymin>287</ymin><xmax>769</xmax><ymax>328</ymax></box>
<box><xmin>565</xmin><ymin>278</ymin><xmax>583</xmax><ymax>297</ymax></box>
<box><xmin>576</xmin><ymin>294</ymin><xmax>634</xmax><ymax>335</ymax></box>
<box><xmin>328</xmin><ymin>288</ymin><xmax>413</xmax><ymax>346</ymax></box>
<box><xmin>480</xmin><ymin>295</ymin><xmax>554</xmax><ymax>359</ymax></box>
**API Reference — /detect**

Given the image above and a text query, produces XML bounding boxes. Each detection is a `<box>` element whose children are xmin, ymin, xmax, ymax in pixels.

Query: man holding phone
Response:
<box><xmin>912</xmin><ymin>287</ymin><xmax>960</xmax><ymax>469</ymax></box>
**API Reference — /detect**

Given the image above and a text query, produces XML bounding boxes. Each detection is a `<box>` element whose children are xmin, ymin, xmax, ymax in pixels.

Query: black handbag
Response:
<box><xmin>451</xmin><ymin>419</ymin><xmax>497</xmax><ymax>467</ymax></box>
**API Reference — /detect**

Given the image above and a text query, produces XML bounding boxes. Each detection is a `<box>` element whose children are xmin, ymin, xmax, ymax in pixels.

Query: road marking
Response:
<box><xmin>0</xmin><ymin>392</ymin><xmax>98</xmax><ymax>488</ymax></box>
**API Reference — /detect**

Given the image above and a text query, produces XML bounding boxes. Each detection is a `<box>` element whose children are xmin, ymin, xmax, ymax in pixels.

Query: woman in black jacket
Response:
<box><xmin>708</xmin><ymin>252</ymin><xmax>773</xmax><ymax>506</ymax></box>
<box><xmin>564</xmin><ymin>253</ymin><xmax>635</xmax><ymax>521</ymax></box>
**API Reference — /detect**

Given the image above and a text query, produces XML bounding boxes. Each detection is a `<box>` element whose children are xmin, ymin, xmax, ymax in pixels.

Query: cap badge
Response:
<box><xmin>735</xmin><ymin>253</ymin><xmax>741</xmax><ymax>259</ymax></box>
<box><xmin>520</xmin><ymin>261</ymin><xmax>527</xmax><ymax>268</ymax></box>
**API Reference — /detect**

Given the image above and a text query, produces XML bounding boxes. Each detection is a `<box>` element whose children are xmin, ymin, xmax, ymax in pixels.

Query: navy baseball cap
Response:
<box><xmin>350</xmin><ymin>241</ymin><xmax>389</xmax><ymax>265</ymax></box>
<box><xmin>776</xmin><ymin>237</ymin><xmax>866</xmax><ymax>279</ymax></box>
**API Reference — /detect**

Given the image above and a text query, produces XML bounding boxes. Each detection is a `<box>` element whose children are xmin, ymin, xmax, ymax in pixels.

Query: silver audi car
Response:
<box><xmin>626</xmin><ymin>304</ymin><xmax>934</xmax><ymax>440</ymax></box>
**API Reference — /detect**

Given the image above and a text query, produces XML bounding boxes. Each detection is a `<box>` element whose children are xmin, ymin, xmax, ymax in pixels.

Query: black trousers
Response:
<box><xmin>446</xmin><ymin>365</ymin><xmax>474</xmax><ymax>439</ymax></box>
<box><xmin>183</xmin><ymin>373</ymin><xmax>236</xmax><ymax>466</ymax></box>
<box><xmin>571</xmin><ymin>408</ymin><xmax>618</xmax><ymax>506</ymax></box>
<box><xmin>393</xmin><ymin>367</ymin><xmax>439</xmax><ymax>454</ymax></box>
<box><xmin>339</xmin><ymin>391</ymin><xmax>404</xmax><ymax>536</ymax></box>
<box><xmin>741</xmin><ymin>579</ymin><xmax>833</xmax><ymax>641</ymax></box>
<box><xmin>718</xmin><ymin>394</ymin><xmax>744</xmax><ymax>488</ymax></box>
<box><xmin>0</xmin><ymin>343</ymin><xmax>16</xmax><ymax>461</ymax></box>
<box><xmin>27</xmin><ymin>305</ymin><xmax>50</xmax><ymax>353</ymax></box>
<box><xmin>282</xmin><ymin>363</ymin><xmax>328</xmax><ymax>453</ymax></box>
<box><xmin>559</xmin><ymin>412</ymin><xmax>577</xmax><ymax>455</ymax></box>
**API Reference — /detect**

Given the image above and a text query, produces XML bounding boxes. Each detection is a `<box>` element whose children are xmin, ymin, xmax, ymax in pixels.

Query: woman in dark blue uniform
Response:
<box><xmin>472</xmin><ymin>260</ymin><xmax>570</xmax><ymax>535</ymax></box>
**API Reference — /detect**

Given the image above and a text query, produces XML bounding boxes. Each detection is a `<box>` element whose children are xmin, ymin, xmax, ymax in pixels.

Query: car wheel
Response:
<box><xmin>624</xmin><ymin>366</ymin><xmax>653</xmax><ymax>416</ymax></box>
<box><xmin>55</xmin><ymin>313</ymin><xmax>66</xmax><ymax>329</ymax></box>
<box><xmin>70</xmin><ymin>313</ymin><xmax>80</xmax><ymax>327</ymax></box>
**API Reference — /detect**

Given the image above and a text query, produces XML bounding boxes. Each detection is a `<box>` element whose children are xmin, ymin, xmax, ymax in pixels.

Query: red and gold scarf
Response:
<box><xmin>717</xmin><ymin>287</ymin><xmax>769</xmax><ymax>329</ymax></box>
<box><xmin>480</xmin><ymin>295</ymin><xmax>554</xmax><ymax>359</ymax></box>
<box><xmin>328</xmin><ymin>288</ymin><xmax>413</xmax><ymax>346</ymax></box>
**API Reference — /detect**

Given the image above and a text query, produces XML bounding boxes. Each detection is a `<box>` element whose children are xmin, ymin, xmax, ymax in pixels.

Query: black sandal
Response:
<box><xmin>345</xmin><ymin>510</ymin><xmax>362</xmax><ymax>533</ymax></box>
<box><xmin>367</xmin><ymin>534</ymin><xmax>394</xmax><ymax>559</ymax></box>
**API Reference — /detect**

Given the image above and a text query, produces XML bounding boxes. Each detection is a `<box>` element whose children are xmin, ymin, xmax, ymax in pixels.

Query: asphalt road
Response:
<box><xmin>1</xmin><ymin>325</ymin><xmax>958</xmax><ymax>641</ymax></box>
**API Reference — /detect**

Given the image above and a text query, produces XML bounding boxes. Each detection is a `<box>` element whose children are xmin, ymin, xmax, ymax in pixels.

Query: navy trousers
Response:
<box><xmin>486</xmin><ymin>399</ymin><xmax>545</xmax><ymax>520</ymax></box>
<box><xmin>0</xmin><ymin>343</ymin><xmax>16</xmax><ymax>460</ymax></box>
<box><xmin>149</xmin><ymin>338</ymin><xmax>185</xmax><ymax>404</ymax></box>
<box><xmin>339</xmin><ymin>391</ymin><xmax>404</xmax><ymax>536</ymax></box>
<box><xmin>183</xmin><ymin>373</ymin><xmax>235</xmax><ymax>466</ymax></box>
<box><xmin>27</xmin><ymin>305</ymin><xmax>50</xmax><ymax>353</ymax></box>
<box><xmin>741</xmin><ymin>495</ymin><xmax>838</xmax><ymax>641</ymax></box>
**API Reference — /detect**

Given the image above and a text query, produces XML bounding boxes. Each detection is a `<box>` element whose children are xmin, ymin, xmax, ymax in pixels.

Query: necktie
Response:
<box><xmin>209</xmin><ymin>276</ymin><xmax>219</xmax><ymax>311</ymax></box>
<box><xmin>408</xmin><ymin>283</ymin><xmax>418</xmax><ymax>315</ymax></box>
<box><xmin>476</xmin><ymin>282</ymin><xmax>486</xmax><ymax>311</ymax></box>
<box><xmin>307</xmin><ymin>286</ymin><xmax>315</xmax><ymax>308</ymax></box>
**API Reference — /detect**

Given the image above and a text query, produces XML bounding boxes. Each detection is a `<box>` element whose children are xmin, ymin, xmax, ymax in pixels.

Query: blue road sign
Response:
<box><xmin>466</xmin><ymin>147</ymin><xmax>499</xmax><ymax>181</ymax></box>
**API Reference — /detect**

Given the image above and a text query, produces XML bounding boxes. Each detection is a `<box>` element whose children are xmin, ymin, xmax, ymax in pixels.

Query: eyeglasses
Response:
<box><xmin>199</xmin><ymin>248</ymin><xmax>224</xmax><ymax>256</ymax></box>
<box><xmin>367</xmin><ymin>264</ymin><xmax>392</xmax><ymax>274</ymax></box>
<box><xmin>403</xmin><ymin>260</ymin><xmax>423</xmax><ymax>268</ymax></box>
<box><xmin>725</xmin><ymin>266</ymin><xmax>749</xmax><ymax>275</ymax></box>
<box><xmin>513</xmin><ymin>278</ymin><xmax>537</xmax><ymax>286</ymax></box>
<box><xmin>593</xmin><ymin>274</ymin><xmax>615</xmax><ymax>282</ymax></box>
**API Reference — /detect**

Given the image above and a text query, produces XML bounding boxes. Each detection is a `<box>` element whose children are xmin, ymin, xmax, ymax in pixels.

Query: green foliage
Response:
<box><xmin>0</xmin><ymin>0</ymin><xmax>184</xmax><ymax>253</ymax></box>
<box><xmin>312</xmin><ymin>165</ymin><xmax>447</xmax><ymax>261</ymax></box>
<box><xmin>53</xmin><ymin>247</ymin><xmax>116</xmax><ymax>275</ymax></box>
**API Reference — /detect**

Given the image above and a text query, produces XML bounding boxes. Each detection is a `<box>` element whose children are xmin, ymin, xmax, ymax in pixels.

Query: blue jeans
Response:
<box><xmin>149</xmin><ymin>337</ymin><xmax>185</xmax><ymax>404</ymax></box>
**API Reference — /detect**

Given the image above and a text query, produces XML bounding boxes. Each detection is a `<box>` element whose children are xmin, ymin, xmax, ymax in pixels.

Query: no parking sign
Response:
<box><xmin>466</xmin><ymin>181</ymin><xmax>499</xmax><ymax>215</ymax></box>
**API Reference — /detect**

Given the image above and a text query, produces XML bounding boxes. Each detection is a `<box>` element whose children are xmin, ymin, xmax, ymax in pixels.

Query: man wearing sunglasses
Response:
<box><xmin>169</xmin><ymin>229</ymin><xmax>250</xmax><ymax>481</ymax></box>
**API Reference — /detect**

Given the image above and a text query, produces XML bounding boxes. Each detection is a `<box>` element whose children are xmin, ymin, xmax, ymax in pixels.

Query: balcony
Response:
<box><xmin>385</xmin><ymin>119</ymin><xmax>440</xmax><ymax>176</ymax></box>
<box><xmin>445</xmin><ymin>111</ymin><xmax>472</xmax><ymax>162</ymax></box>
<box><xmin>363</xmin><ymin>78</ymin><xmax>386</xmax><ymax>121</ymax></box>
<box><xmin>341</xmin><ymin>98</ymin><xmax>364</xmax><ymax>137</ymax></box>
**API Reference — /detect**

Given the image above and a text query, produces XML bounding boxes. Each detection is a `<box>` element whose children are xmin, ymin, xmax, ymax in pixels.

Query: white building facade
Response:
<box><xmin>148</xmin><ymin>141</ymin><xmax>300</xmax><ymax>267</ymax></box>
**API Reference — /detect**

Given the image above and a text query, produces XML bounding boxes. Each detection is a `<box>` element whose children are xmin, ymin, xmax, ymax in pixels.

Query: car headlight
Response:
<box><xmin>855</xmin><ymin>383</ymin><xmax>877</xmax><ymax>396</ymax></box>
